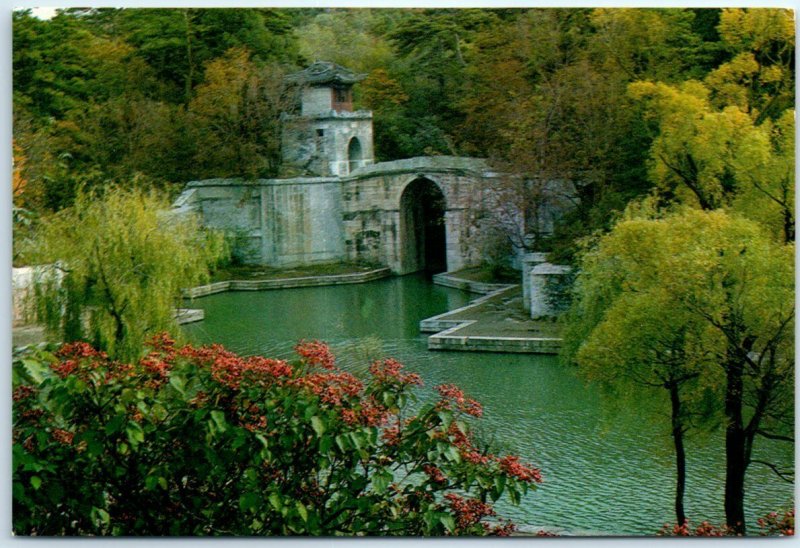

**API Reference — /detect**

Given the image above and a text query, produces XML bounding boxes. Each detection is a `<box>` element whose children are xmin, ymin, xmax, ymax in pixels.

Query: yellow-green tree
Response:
<box><xmin>566</xmin><ymin>208</ymin><xmax>794</xmax><ymax>533</ymax></box>
<box><xmin>24</xmin><ymin>186</ymin><xmax>226</xmax><ymax>361</ymax></box>
<box><xmin>188</xmin><ymin>47</ymin><xmax>293</xmax><ymax>179</ymax></box>
<box><xmin>630</xmin><ymin>80</ymin><xmax>794</xmax><ymax>242</ymax></box>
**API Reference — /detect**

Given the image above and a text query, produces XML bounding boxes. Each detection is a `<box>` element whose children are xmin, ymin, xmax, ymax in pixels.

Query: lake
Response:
<box><xmin>182</xmin><ymin>273</ymin><xmax>793</xmax><ymax>535</ymax></box>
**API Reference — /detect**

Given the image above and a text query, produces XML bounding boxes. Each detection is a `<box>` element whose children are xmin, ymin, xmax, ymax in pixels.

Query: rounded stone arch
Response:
<box><xmin>393</xmin><ymin>173</ymin><xmax>450</xmax><ymax>209</ymax></box>
<box><xmin>347</xmin><ymin>137</ymin><xmax>363</xmax><ymax>174</ymax></box>
<box><xmin>398</xmin><ymin>176</ymin><xmax>448</xmax><ymax>275</ymax></box>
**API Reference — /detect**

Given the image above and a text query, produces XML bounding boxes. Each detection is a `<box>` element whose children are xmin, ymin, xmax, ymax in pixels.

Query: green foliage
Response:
<box><xmin>565</xmin><ymin>207</ymin><xmax>794</xmax><ymax>530</ymax></box>
<box><xmin>630</xmin><ymin>79</ymin><xmax>794</xmax><ymax>242</ymax></box>
<box><xmin>188</xmin><ymin>47</ymin><xmax>294</xmax><ymax>178</ymax></box>
<box><xmin>13</xmin><ymin>337</ymin><xmax>540</xmax><ymax>535</ymax></box>
<box><xmin>21</xmin><ymin>187</ymin><xmax>227</xmax><ymax>361</ymax></box>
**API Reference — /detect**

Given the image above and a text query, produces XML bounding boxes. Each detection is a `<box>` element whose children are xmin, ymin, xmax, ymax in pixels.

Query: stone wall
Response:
<box><xmin>281</xmin><ymin>111</ymin><xmax>374</xmax><ymax>177</ymax></box>
<box><xmin>301</xmin><ymin>86</ymin><xmax>334</xmax><ymax>116</ymax></box>
<box><xmin>181</xmin><ymin>178</ymin><xmax>346</xmax><ymax>267</ymax></box>
<box><xmin>174</xmin><ymin>157</ymin><xmax>516</xmax><ymax>275</ymax></box>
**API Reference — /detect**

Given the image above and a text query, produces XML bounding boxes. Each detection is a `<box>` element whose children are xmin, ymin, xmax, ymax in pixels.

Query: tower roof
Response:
<box><xmin>287</xmin><ymin>61</ymin><xmax>366</xmax><ymax>86</ymax></box>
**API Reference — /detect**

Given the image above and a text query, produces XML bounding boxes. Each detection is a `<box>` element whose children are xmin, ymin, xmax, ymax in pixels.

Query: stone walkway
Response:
<box><xmin>420</xmin><ymin>274</ymin><xmax>562</xmax><ymax>354</ymax></box>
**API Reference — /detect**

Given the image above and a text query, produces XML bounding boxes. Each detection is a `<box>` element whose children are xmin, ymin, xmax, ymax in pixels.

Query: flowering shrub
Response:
<box><xmin>12</xmin><ymin>335</ymin><xmax>542</xmax><ymax>536</ymax></box>
<box><xmin>757</xmin><ymin>509</ymin><xmax>794</xmax><ymax>536</ymax></box>
<box><xmin>659</xmin><ymin>509</ymin><xmax>795</xmax><ymax>537</ymax></box>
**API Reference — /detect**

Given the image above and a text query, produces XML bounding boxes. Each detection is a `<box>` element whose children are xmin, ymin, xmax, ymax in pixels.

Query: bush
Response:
<box><xmin>13</xmin><ymin>335</ymin><xmax>542</xmax><ymax>536</ymax></box>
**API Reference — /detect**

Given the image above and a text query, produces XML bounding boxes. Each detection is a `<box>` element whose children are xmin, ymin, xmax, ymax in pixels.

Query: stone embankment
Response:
<box><xmin>420</xmin><ymin>272</ymin><xmax>562</xmax><ymax>354</ymax></box>
<box><xmin>184</xmin><ymin>267</ymin><xmax>392</xmax><ymax>298</ymax></box>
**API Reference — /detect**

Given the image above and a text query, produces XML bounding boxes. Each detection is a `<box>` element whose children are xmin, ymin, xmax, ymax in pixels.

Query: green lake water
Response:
<box><xmin>182</xmin><ymin>273</ymin><xmax>793</xmax><ymax>535</ymax></box>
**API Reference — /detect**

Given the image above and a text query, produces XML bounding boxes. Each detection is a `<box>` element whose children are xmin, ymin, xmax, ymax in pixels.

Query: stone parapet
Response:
<box><xmin>430</xmin><ymin>272</ymin><xmax>510</xmax><ymax>295</ymax></box>
<box><xmin>521</xmin><ymin>253</ymin><xmax>548</xmax><ymax>311</ymax></box>
<box><xmin>530</xmin><ymin>263</ymin><xmax>573</xmax><ymax>319</ymax></box>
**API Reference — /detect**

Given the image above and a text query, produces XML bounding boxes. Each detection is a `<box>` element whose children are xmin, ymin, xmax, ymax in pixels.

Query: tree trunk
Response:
<box><xmin>724</xmin><ymin>359</ymin><xmax>747</xmax><ymax>535</ymax></box>
<box><xmin>669</xmin><ymin>381</ymin><xmax>688</xmax><ymax>526</ymax></box>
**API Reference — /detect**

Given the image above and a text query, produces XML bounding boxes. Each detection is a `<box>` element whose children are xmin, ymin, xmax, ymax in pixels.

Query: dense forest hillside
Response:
<box><xmin>13</xmin><ymin>8</ymin><xmax>794</xmax><ymax>259</ymax></box>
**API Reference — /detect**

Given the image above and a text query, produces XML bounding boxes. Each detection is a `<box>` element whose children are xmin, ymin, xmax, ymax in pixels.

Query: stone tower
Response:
<box><xmin>282</xmin><ymin>61</ymin><xmax>374</xmax><ymax>177</ymax></box>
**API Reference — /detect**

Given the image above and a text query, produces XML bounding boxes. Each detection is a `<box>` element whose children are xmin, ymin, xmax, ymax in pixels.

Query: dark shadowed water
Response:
<box><xmin>182</xmin><ymin>274</ymin><xmax>793</xmax><ymax>535</ymax></box>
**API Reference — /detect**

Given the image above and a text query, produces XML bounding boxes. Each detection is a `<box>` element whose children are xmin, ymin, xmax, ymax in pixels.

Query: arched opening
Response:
<box><xmin>347</xmin><ymin>137</ymin><xmax>362</xmax><ymax>174</ymax></box>
<box><xmin>399</xmin><ymin>178</ymin><xmax>447</xmax><ymax>275</ymax></box>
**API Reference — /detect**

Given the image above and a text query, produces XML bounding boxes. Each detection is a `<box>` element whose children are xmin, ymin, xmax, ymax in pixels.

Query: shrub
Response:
<box><xmin>658</xmin><ymin>510</ymin><xmax>795</xmax><ymax>537</ymax></box>
<box><xmin>13</xmin><ymin>335</ymin><xmax>542</xmax><ymax>536</ymax></box>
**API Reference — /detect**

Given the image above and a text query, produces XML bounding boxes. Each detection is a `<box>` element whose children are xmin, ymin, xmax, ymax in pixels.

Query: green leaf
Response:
<box><xmin>319</xmin><ymin>434</ymin><xmax>333</xmax><ymax>454</ymax></box>
<box><xmin>268</xmin><ymin>492</ymin><xmax>281</xmax><ymax>511</ymax></box>
<box><xmin>125</xmin><ymin>422</ymin><xmax>144</xmax><ymax>448</ymax></box>
<box><xmin>444</xmin><ymin>445</ymin><xmax>461</xmax><ymax>463</ymax></box>
<box><xmin>29</xmin><ymin>476</ymin><xmax>42</xmax><ymax>490</ymax></box>
<box><xmin>440</xmin><ymin>515</ymin><xmax>456</xmax><ymax>533</ymax></box>
<box><xmin>372</xmin><ymin>468</ymin><xmax>392</xmax><ymax>494</ymax></box>
<box><xmin>239</xmin><ymin>492</ymin><xmax>260</xmax><ymax>512</ymax></box>
<box><xmin>21</xmin><ymin>358</ymin><xmax>49</xmax><ymax>384</ymax></box>
<box><xmin>91</xmin><ymin>506</ymin><xmax>110</xmax><ymax>526</ymax></box>
<box><xmin>145</xmin><ymin>475</ymin><xmax>159</xmax><ymax>490</ymax></box>
<box><xmin>210</xmin><ymin>410</ymin><xmax>227</xmax><ymax>433</ymax></box>
<box><xmin>296</xmin><ymin>501</ymin><xmax>308</xmax><ymax>522</ymax></box>
<box><xmin>169</xmin><ymin>374</ymin><xmax>185</xmax><ymax>395</ymax></box>
<box><xmin>310</xmin><ymin>415</ymin><xmax>325</xmax><ymax>436</ymax></box>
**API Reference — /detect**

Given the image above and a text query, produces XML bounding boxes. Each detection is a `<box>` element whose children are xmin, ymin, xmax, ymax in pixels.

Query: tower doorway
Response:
<box><xmin>347</xmin><ymin>137</ymin><xmax>362</xmax><ymax>174</ymax></box>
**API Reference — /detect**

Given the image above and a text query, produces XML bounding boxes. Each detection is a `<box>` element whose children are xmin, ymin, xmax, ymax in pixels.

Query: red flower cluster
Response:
<box><xmin>243</xmin><ymin>356</ymin><xmax>293</xmax><ymax>383</ymax></box>
<box><xmin>51</xmin><ymin>341</ymin><xmax>133</xmax><ymax>383</ymax></box>
<box><xmin>758</xmin><ymin>509</ymin><xmax>795</xmax><ymax>536</ymax></box>
<box><xmin>144</xmin><ymin>332</ymin><xmax>176</xmax><ymax>354</ymax></box>
<box><xmin>446</xmin><ymin>424</ymin><xmax>542</xmax><ymax>483</ymax></box>
<box><xmin>490</xmin><ymin>521</ymin><xmax>520</xmax><ymax>537</ymax></box>
<box><xmin>51</xmin><ymin>428</ymin><xmax>74</xmax><ymax>445</ymax></box>
<box><xmin>55</xmin><ymin>341</ymin><xmax>106</xmax><ymax>360</ymax></box>
<box><xmin>240</xmin><ymin>403</ymin><xmax>268</xmax><ymax>432</ymax></box>
<box><xmin>447</xmin><ymin>423</ymin><xmax>489</xmax><ymax>465</ymax></box>
<box><xmin>179</xmin><ymin>344</ymin><xmax>293</xmax><ymax>390</ymax></box>
<box><xmin>12</xmin><ymin>385</ymin><xmax>36</xmax><ymax>402</ymax></box>
<box><xmin>290</xmin><ymin>371</ymin><xmax>363</xmax><ymax>406</ymax></box>
<box><xmin>444</xmin><ymin>493</ymin><xmax>495</xmax><ymax>530</ymax></box>
<box><xmin>382</xmin><ymin>423</ymin><xmax>401</xmax><ymax>446</ymax></box>
<box><xmin>340</xmin><ymin>408</ymin><xmax>358</xmax><ymax>425</ymax></box>
<box><xmin>51</xmin><ymin>359</ymin><xmax>79</xmax><ymax>379</ymax></box>
<box><xmin>140</xmin><ymin>332</ymin><xmax>179</xmax><ymax>381</ymax></box>
<box><xmin>294</xmin><ymin>340</ymin><xmax>335</xmax><ymax>370</ymax></box>
<box><xmin>659</xmin><ymin>520</ymin><xmax>732</xmax><ymax>537</ymax></box>
<box><xmin>496</xmin><ymin>455</ymin><xmax>543</xmax><ymax>484</ymax></box>
<box><xmin>422</xmin><ymin>464</ymin><xmax>447</xmax><ymax>484</ymax></box>
<box><xmin>369</xmin><ymin>359</ymin><xmax>422</xmax><ymax>386</ymax></box>
<box><xmin>435</xmin><ymin>384</ymin><xmax>483</xmax><ymax>418</ymax></box>
<box><xmin>359</xmin><ymin>397</ymin><xmax>390</xmax><ymax>427</ymax></box>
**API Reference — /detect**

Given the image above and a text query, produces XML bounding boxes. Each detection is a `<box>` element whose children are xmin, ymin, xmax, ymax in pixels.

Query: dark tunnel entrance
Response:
<box><xmin>399</xmin><ymin>178</ymin><xmax>447</xmax><ymax>275</ymax></box>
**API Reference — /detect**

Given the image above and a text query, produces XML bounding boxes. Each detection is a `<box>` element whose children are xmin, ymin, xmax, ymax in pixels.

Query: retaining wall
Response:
<box><xmin>184</xmin><ymin>267</ymin><xmax>391</xmax><ymax>298</ymax></box>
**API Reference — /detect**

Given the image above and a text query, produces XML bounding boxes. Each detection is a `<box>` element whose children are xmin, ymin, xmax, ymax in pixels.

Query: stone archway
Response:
<box><xmin>399</xmin><ymin>177</ymin><xmax>447</xmax><ymax>275</ymax></box>
<box><xmin>347</xmin><ymin>137</ymin><xmax>362</xmax><ymax>174</ymax></box>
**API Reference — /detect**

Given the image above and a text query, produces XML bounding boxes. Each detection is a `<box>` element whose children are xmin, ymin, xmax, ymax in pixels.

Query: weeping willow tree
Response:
<box><xmin>24</xmin><ymin>186</ymin><xmax>226</xmax><ymax>361</ymax></box>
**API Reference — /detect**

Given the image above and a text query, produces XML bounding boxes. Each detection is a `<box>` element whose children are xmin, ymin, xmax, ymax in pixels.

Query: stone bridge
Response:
<box><xmin>174</xmin><ymin>156</ymin><xmax>498</xmax><ymax>275</ymax></box>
